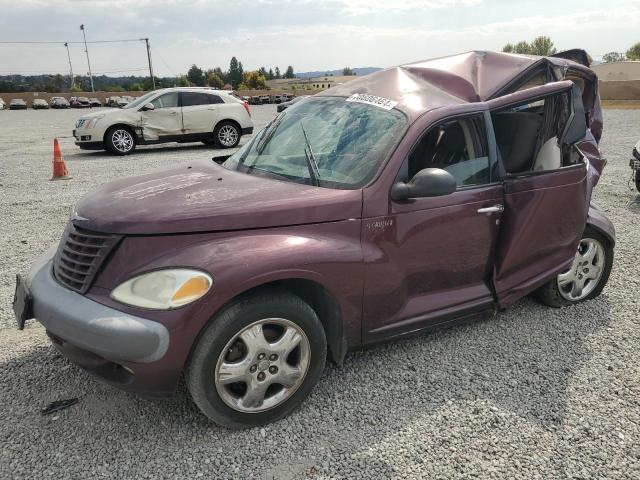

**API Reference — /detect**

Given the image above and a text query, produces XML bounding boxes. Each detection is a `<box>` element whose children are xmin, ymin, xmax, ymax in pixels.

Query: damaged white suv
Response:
<box><xmin>73</xmin><ymin>88</ymin><xmax>254</xmax><ymax>155</ymax></box>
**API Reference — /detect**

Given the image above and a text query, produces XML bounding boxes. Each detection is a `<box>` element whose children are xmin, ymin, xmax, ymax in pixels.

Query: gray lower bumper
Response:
<box><xmin>27</xmin><ymin>248</ymin><xmax>169</xmax><ymax>363</ymax></box>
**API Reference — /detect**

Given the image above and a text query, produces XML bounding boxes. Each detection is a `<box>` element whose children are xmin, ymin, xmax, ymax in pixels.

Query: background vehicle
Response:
<box><xmin>116</xmin><ymin>98</ymin><xmax>129</xmax><ymax>108</ymax></box>
<box><xmin>259</xmin><ymin>94</ymin><xmax>270</xmax><ymax>104</ymax></box>
<box><xmin>9</xmin><ymin>98</ymin><xmax>27</xmax><ymax>110</ymax></box>
<box><xmin>631</xmin><ymin>139</ymin><xmax>640</xmax><ymax>192</ymax></box>
<box><xmin>15</xmin><ymin>50</ymin><xmax>614</xmax><ymax>429</ymax></box>
<box><xmin>249</xmin><ymin>96</ymin><xmax>261</xmax><ymax>105</ymax></box>
<box><xmin>89</xmin><ymin>98</ymin><xmax>102</xmax><ymax>108</ymax></box>
<box><xmin>32</xmin><ymin>99</ymin><xmax>49</xmax><ymax>110</ymax></box>
<box><xmin>50</xmin><ymin>97</ymin><xmax>70</xmax><ymax>109</ymax></box>
<box><xmin>70</xmin><ymin>97</ymin><xmax>90</xmax><ymax>108</ymax></box>
<box><xmin>277</xmin><ymin>95</ymin><xmax>306</xmax><ymax>112</ymax></box>
<box><xmin>0</xmin><ymin>98</ymin><xmax>5</xmax><ymax>110</ymax></box>
<box><xmin>271</xmin><ymin>94</ymin><xmax>284</xmax><ymax>104</ymax></box>
<box><xmin>106</xmin><ymin>96</ymin><xmax>122</xmax><ymax>108</ymax></box>
<box><xmin>73</xmin><ymin>87</ymin><xmax>254</xmax><ymax>154</ymax></box>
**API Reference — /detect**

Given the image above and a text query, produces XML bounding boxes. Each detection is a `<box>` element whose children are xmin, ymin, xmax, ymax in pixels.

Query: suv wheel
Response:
<box><xmin>535</xmin><ymin>229</ymin><xmax>613</xmax><ymax>307</ymax></box>
<box><xmin>214</xmin><ymin>121</ymin><xmax>240</xmax><ymax>148</ymax></box>
<box><xmin>105</xmin><ymin>127</ymin><xmax>136</xmax><ymax>155</ymax></box>
<box><xmin>186</xmin><ymin>291</ymin><xmax>326</xmax><ymax>429</ymax></box>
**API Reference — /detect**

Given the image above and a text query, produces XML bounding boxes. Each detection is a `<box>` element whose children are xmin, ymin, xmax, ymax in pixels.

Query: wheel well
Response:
<box><xmin>103</xmin><ymin>124</ymin><xmax>136</xmax><ymax>144</ymax></box>
<box><xmin>214</xmin><ymin>279</ymin><xmax>347</xmax><ymax>366</ymax></box>
<box><xmin>214</xmin><ymin>118</ymin><xmax>241</xmax><ymax>134</ymax></box>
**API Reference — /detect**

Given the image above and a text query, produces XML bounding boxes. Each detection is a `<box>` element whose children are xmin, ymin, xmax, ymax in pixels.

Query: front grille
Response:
<box><xmin>53</xmin><ymin>223</ymin><xmax>120</xmax><ymax>293</ymax></box>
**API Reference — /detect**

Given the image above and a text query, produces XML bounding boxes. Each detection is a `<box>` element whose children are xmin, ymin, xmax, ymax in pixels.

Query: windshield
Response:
<box><xmin>123</xmin><ymin>91</ymin><xmax>157</xmax><ymax>109</ymax></box>
<box><xmin>222</xmin><ymin>97</ymin><xmax>407</xmax><ymax>189</ymax></box>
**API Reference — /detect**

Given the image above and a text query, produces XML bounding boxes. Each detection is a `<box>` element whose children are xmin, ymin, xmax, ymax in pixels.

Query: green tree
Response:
<box><xmin>602</xmin><ymin>52</ymin><xmax>625</xmax><ymax>63</ymax></box>
<box><xmin>69</xmin><ymin>84</ymin><xmax>82</xmax><ymax>92</ymax></box>
<box><xmin>207</xmin><ymin>72</ymin><xmax>224</xmax><ymax>89</ymax></box>
<box><xmin>502</xmin><ymin>43</ymin><xmax>515</xmax><ymax>53</ymax></box>
<box><xmin>274</xmin><ymin>66</ymin><xmax>281</xmax><ymax>79</ymax></box>
<box><xmin>342</xmin><ymin>67</ymin><xmax>354</xmax><ymax>76</ymax></box>
<box><xmin>284</xmin><ymin>66</ymin><xmax>295</xmax><ymax>79</ymax></box>
<box><xmin>187</xmin><ymin>64</ymin><xmax>205</xmax><ymax>86</ymax></box>
<box><xmin>178</xmin><ymin>75</ymin><xmax>191</xmax><ymax>87</ymax></box>
<box><xmin>627</xmin><ymin>42</ymin><xmax>640</xmax><ymax>60</ymax></box>
<box><xmin>268</xmin><ymin>68</ymin><xmax>275</xmax><ymax>80</ymax></box>
<box><xmin>242</xmin><ymin>71</ymin><xmax>268</xmax><ymax>90</ymax></box>
<box><xmin>130</xmin><ymin>83</ymin><xmax>143</xmax><ymax>91</ymax></box>
<box><xmin>228</xmin><ymin>57</ymin><xmax>243</xmax><ymax>89</ymax></box>
<box><xmin>529</xmin><ymin>36</ymin><xmax>557</xmax><ymax>56</ymax></box>
<box><xmin>258</xmin><ymin>67</ymin><xmax>268</xmax><ymax>78</ymax></box>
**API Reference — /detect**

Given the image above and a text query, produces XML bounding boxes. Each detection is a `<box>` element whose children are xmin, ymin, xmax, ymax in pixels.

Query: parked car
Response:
<box><xmin>248</xmin><ymin>96</ymin><xmax>261</xmax><ymax>105</ymax></box>
<box><xmin>259</xmin><ymin>94</ymin><xmax>270</xmax><ymax>104</ymax></box>
<box><xmin>277</xmin><ymin>95</ymin><xmax>307</xmax><ymax>112</ymax></box>
<box><xmin>0</xmin><ymin>98</ymin><xmax>5</xmax><ymax>110</ymax></box>
<box><xmin>71</xmin><ymin>87</ymin><xmax>253</xmax><ymax>154</ymax></box>
<box><xmin>271</xmin><ymin>94</ymin><xmax>284</xmax><ymax>104</ymax></box>
<box><xmin>51</xmin><ymin>97</ymin><xmax>70</xmax><ymax>109</ymax></box>
<box><xmin>105</xmin><ymin>96</ymin><xmax>122</xmax><ymax>108</ymax></box>
<box><xmin>116</xmin><ymin>98</ymin><xmax>129</xmax><ymax>108</ymax></box>
<box><xmin>14</xmin><ymin>50</ymin><xmax>614</xmax><ymax>429</ymax></box>
<box><xmin>630</xmin><ymin>139</ymin><xmax>640</xmax><ymax>192</ymax></box>
<box><xmin>9</xmin><ymin>98</ymin><xmax>27</xmax><ymax>110</ymax></box>
<box><xmin>32</xmin><ymin>99</ymin><xmax>49</xmax><ymax>110</ymax></box>
<box><xmin>89</xmin><ymin>98</ymin><xmax>102</xmax><ymax>108</ymax></box>
<box><xmin>70</xmin><ymin>97</ymin><xmax>90</xmax><ymax>108</ymax></box>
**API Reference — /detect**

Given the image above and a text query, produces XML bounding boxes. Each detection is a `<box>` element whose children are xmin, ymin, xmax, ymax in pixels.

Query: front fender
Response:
<box><xmin>587</xmin><ymin>202</ymin><xmax>615</xmax><ymax>247</ymax></box>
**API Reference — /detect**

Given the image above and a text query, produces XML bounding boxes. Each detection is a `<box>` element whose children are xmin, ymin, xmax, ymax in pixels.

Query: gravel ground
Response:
<box><xmin>1</xmin><ymin>107</ymin><xmax>639</xmax><ymax>479</ymax></box>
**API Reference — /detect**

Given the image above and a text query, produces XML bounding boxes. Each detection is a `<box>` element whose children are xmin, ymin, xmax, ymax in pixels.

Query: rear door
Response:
<box><xmin>181</xmin><ymin>92</ymin><xmax>221</xmax><ymax>135</ymax></box>
<box><xmin>488</xmin><ymin>81</ymin><xmax>589</xmax><ymax>307</ymax></box>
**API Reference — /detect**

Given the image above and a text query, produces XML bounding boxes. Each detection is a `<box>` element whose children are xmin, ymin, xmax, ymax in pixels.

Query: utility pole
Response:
<box><xmin>144</xmin><ymin>38</ymin><xmax>155</xmax><ymax>90</ymax></box>
<box><xmin>80</xmin><ymin>24</ymin><xmax>94</xmax><ymax>92</ymax></box>
<box><xmin>64</xmin><ymin>42</ymin><xmax>74</xmax><ymax>88</ymax></box>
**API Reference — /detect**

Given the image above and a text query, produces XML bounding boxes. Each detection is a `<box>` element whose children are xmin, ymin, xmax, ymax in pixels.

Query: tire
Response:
<box><xmin>104</xmin><ymin>126</ymin><xmax>136</xmax><ymax>155</ymax></box>
<box><xmin>635</xmin><ymin>170</ymin><xmax>640</xmax><ymax>193</ymax></box>
<box><xmin>186</xmin><ymin>291</ymin><xmax>327</xmax><ymax>429</ymax></box>
<box><xmin>534</xmin><ymin>229</ymin><xmax>613</xmax><ymax>308</ymax></box>
<box><xmin>214</xmin><ymin>121</ymin><xmax>241</xmax><ymax>148</ymax></box>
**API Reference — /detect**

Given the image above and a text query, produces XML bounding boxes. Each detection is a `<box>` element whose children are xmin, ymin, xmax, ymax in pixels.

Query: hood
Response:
<box><xmin>80</xmin><ymin>108</ymin><xmax>119</xmax><ymax>119</ymax></box>
<box><xmin>73</xmin><ymin>160</ymin><xmax>363</xmax><ymax>235</ymax></box>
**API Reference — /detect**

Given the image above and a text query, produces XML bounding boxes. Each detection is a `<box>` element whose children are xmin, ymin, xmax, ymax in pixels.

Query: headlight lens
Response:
<box><xmin>84</xmin><ymin>115</ymin><xmax>105</xmax><ymax>129</ymax></box>
<box><xmin>110</xmin><ymin>269</ymin><xmax>213</xmax><ymax>309</ymax></box>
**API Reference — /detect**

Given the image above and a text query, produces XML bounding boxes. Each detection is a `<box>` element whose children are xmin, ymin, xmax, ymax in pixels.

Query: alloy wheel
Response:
<box><xmin>215</xmin><ymin>318</ymin><xmax>310</xmax><ymax>413</ymax></box>
<box><xmin>557</xmin><ymin>238</ymin><xmax>606</xmax><ymax>301</ymax></box>
<box><xmin>112</xmin><ymin>129</ymin><xmax>134</xmax><ymax>153</ymax></box>
<box><xmin>217</xmin><ymin>125</ymin><xmax>239</xmax><ymax>147</ymax></box>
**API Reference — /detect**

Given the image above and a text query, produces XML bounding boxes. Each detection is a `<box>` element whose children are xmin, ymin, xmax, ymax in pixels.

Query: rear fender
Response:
<box><xmin>586</xmin><ymin>203</ymin><xmax>615</xmax><ymax>247</ymax></box>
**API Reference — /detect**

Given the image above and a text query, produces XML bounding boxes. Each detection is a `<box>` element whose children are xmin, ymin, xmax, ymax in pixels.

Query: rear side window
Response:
<box><xmin>182</xmin><ymin>92</ymin><xmax>222</xmax><ymax>107</ymax></box>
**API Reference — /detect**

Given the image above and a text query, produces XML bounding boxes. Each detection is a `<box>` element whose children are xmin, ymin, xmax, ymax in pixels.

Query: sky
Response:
<box><xmin>0</xmin><ymin>0</ymin><xmax>638</xmax><ymax>77</ymax></box>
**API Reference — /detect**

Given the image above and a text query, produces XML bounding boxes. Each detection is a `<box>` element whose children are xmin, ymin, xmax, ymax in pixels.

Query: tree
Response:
<box><xmin>627</xmin><ymin>42</ymin><xmax>640</xmax><ymax>60</ymax></box>
<box><xmin>69</xmin><ymin>84</ymin><xmax>82</xmax><ymax>93</ymax></box>
<box><xmin>274</xmin><ymin>66</ymin><xmax>281</xmax><ymax>79</ymax></box>
<box><xmin>284</xmin><ymin>66</ymin><xmax>295</xmax><ymax>79</ymax></box>
<box><xmin>602</xmin><ymin>52</ymin><xmax>626</xmax><ymax>63</ymax></box>
<box><xmin>178</xmin><ymin>75</ymin><xmax>191</xmax><ymax>87</ymax></box>
<box><xmin>342</xmin><ymin>67</ymin><xmax>354</xmax><ymax>76</ymax></box>
<box><xmin>502</xmin><ymin>43</ymin><xmax>515</xmax><ymax>53</ymax></box>
<box><xmin>130</xmin><ymin>83</ymin><xmax>143</xmax><ymax>91</ymax></box>
<box><xmin>529</xmin><ymin>36</ymin><xmax>557</xmax><ymax>56</ymax></box>
<box><xmin>228</xmin><ymin>57</ymin><xmax>243</xmax><ymax>89</ymax></box>
<box><xmin>206</xmin><ymin>72</ymin><xmax>224</xmax><ymax>89</ymax></box>
<box><xmin>258</xmin><ymin>67</ymin><xmax>268</xmax><ymax>78</ymax></box>
<box><xmin>187</xmin><ymin>64</ymin><xmax>205</xmax><ymax>86</ymax></box>
<box><xmin>242</xmin><ymin>71</ymin><xmax>268</xmax><ymax>90</ymax></box>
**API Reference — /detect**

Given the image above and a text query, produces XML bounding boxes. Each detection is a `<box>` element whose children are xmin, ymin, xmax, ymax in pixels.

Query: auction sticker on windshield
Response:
<box><xmin>346</xmin><ymin>93</ymin><xmax>398</xmax><ymax>111</ymax></box>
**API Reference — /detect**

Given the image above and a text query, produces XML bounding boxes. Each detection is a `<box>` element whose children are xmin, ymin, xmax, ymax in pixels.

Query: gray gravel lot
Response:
<box><xmin>1</xmin><ymin>106</ymin><xmax>639</xmax><ymax>479</ymax></box>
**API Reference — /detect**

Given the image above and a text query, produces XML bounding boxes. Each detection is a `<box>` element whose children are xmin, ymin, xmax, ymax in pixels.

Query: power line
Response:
<box><xmin>0</xmin><ymin>39</ymin><xmax>145</xmax><ymax>45</ymax></box>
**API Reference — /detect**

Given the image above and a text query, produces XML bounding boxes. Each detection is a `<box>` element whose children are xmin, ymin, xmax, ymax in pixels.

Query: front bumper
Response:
<box><xmin>73</xmin><ymin>128</ymin><xmax>103</xmax><ymax>149</ymax></box>
<box><xmin>19</xmin><ymin>248</ymin><xmax>170</xmax><ymax>364</ymax></box>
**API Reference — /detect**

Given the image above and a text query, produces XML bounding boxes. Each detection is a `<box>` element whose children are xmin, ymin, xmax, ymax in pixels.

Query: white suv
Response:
<box><xmin>73</xmin><ymin>88</ymin><xmax>254</xmax><ymax>155</ymax></box>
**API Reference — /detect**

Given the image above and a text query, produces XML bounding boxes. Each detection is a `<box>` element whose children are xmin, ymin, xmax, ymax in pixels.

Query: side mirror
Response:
<box><xmin>141</xmin><ymin>103</ymin><xmax>155</xmax><ymax>112</ymax></box>
<box><xmin>391</xmin><ymin>168</ymin><xmax>457</xmax><ymax>201</ymax></box>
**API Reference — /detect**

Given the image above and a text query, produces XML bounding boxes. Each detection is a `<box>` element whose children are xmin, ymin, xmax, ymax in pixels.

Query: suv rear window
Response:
<box><xmin>182</xmin><ymin>92</ymin><xmax>223</xmax><ymax>107</ymax></box>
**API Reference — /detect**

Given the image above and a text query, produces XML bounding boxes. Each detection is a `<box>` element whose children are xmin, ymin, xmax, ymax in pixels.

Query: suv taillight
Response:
<box><xmin>242</xmin><ymin>101</ymin><xmax>251</xmax><ymax>117</ymax></box>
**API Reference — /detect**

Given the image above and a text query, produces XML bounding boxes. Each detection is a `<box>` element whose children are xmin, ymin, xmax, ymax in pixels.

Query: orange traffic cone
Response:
<box><xmin>51</xmin><ymin>138</ymin><xmax>71</xmax><ymax>180</ymax></box>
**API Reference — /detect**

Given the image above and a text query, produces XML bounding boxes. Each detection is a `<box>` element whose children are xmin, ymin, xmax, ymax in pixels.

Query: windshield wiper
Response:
<box><xmin>256</xmin><ymin>114</ymin><xmax>284</xmax><ymax>154</ymax></box>
<box><xmin>300</xmin><ymin>122</ymin><xmax>320</xmax><ymax>186</ymax></box>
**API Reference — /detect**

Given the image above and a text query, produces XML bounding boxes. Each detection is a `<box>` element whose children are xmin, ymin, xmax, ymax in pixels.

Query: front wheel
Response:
<box><xmin>186</xmin><ymin>291</ymin><xmax>326</xmax><ymax>429</ymax></box>
<box><xmin>104</xmin><ymin>127</ymin><xmax>136</xmax><ymax>155</ymax></box>
<box><xmin>214</xmin><ymin>121</ymin><xmax>241</xmax><ymax>148</ymax></box>
<box><xmin>535</xmin><ymin>230</ymin><xmax>613</xmax><ymax>307</ymax></box>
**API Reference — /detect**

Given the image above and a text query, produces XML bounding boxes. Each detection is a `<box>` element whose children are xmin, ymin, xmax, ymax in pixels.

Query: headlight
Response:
<box><xmin>110</xmin><ymin>269</ymin><xmax>213</xmax><ymax>310</ymax></box>
<box><xmin>84</xmin><ymin>115</ymin><xmax>105</xmax><ymax>129</ymax></box>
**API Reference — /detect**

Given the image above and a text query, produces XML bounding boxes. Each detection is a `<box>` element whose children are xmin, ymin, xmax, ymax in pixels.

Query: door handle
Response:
<box><xmin>477</xmin><ymin>205</ymin><xmax>504</xmax><ymax>214</ymax></box>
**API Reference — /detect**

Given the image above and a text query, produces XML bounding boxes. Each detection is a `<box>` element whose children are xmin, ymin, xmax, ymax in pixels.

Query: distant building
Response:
<box><xmin>266</xmin><ymin>75</ymin><xmax>358</xmax><ymax>91</ymax></box>
<box><xmin>592</xmin><ymin>61</ymin><xmax>640</xmax><ymax>81</ymax></box>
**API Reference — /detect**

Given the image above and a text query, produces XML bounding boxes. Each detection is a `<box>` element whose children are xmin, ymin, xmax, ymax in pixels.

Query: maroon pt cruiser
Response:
<box><xmin>14</xmin><ymin>50</ymin><xmax>615</xmax><ymax>428</ymax></box>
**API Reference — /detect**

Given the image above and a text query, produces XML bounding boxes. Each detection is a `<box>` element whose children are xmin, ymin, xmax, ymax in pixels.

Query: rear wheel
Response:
<box><xmin>535</xmin><ymin>230</ymin><xmax>613</xmax><ymax>307</ymax></box>
<box><xmin>214</xmin><ymin>121</ymin><xmax>241</xmax><ymax>148</ymax></box>
<box><xmin>635</xmin><ymin>169</ymin><xmax>640</xmax><ymax>193</ymax></box>
<box><xmin>105</xmin><ymin>126</ymin><xmax>136</xmax><ymax>155</ymax></box>
<box><xmin>186</xmin><ymin>291</ymin><xmax>326</xmax><ymax>429</ymax></box>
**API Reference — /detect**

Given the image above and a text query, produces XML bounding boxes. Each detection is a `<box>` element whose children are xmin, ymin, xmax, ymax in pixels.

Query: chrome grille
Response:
<box><xmin>53</xmin><ymin>223</ymin><xmax>120</xmax><ymax>293</ymax></box>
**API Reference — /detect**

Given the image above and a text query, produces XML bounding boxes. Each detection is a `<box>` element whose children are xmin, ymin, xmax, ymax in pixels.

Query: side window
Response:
<box><xmin>182</xmin><ymin>92</ymin><xmax>217</xmax><ymax>107</ymax></box>
<box><xmin>151</xmin><ymin>92</ymin><xmax>179</xmax><ymax>109</ymax></box>
<box><xmin>408</xmin><ymin>114</ymin><xmax>495</xmax><ymax>188</ymax></box>
<box><xmin>208</xmin><ymin>95</ymin><xmax>224</xmax><ymax>104</ymax></box>
<box><xmin>491</xmin><ymin>90</ymin><xmax>573</xmax><ymax>175</ymax></box>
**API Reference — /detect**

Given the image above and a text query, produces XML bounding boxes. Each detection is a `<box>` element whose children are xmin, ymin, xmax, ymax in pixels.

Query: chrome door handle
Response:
<box><xmin>477</xmin><ymin>205</ymin><xmax>504</xmax><ymax>214</ymax></box>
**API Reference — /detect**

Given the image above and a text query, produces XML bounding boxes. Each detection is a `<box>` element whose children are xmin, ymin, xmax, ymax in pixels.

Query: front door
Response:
<box><xmin>181</xmin><ymin>91</ymin><xmax>220</xmax><ymax>135</ymax></box>
<box><xmin>363</xmin><ymin>111</ymin><xmax>503</xmax><ymax>343</ymax></box>
<box><xmin>488</xmin><ymin>82</ymin><xmax>589</xmax><ymax>307</ymax></box>
<box><xmin>141</xmin><ymin>91</ymin><xmax>182</xmax><ymax>141</ymax></box>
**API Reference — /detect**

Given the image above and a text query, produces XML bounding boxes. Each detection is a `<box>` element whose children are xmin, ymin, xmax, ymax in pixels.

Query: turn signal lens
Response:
<box><xmin>110</xmin><ymin>269</ymin><xmax>213</xmax><ymax>310</ymax></box>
